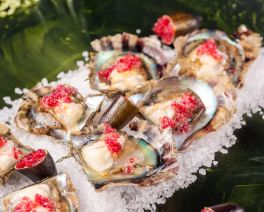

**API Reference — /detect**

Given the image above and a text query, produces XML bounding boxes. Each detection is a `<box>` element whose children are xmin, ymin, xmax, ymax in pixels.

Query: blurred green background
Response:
<box><xmin>0</xmin><ymin>0</ymin><xmax>263</xmax><ymax>211</ymax></box>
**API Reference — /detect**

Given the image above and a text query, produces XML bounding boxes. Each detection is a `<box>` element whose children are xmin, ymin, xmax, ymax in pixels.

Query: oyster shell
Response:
<box><xmin>0</xmin><ymin>173</ymin><xmax>78</xmax><ymax>211</ymax></box>
<box><xmin>15</xmin><ymin>84</ymin><xmax>104</xmax><ymax>138</ymax></box>
<box><xmin>0</xmin><ymin>123</ymin><xmax>32</xmax><ymax>185</ymax></box>
<box><xmin>172</xmin><ymin>28</ymin><xmax>262</xmax><ymax>88</ymax></box>
<box><xmin>152</xmin><ymin>12</ymin><xmax>201</xmax><ymax>45</ymax></box>
<box><xmin>88</xmin><ymin>32</ymin><xmax>174</xmax><ymax>96</ymax></box>
<box><xmin>127</xmin><ymin>77</ymin><xmax>218</xmax><ymax>149</ymax></box>
<box><xmin>71</xmin><ymin>123</ymin><xmax>176</xmax><ymax>191</ymax></box>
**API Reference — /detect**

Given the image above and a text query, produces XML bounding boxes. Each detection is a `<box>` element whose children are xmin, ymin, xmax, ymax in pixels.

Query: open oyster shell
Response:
<box><xmin>127</xmin><ymin>77</ymin><xmax>218</xmax><ymax>150</ymax></box>
<box><xmin>0</xmin><ymin>173</ymin><xmax>78</xmax><ymax>211</ymax></box>
<box><xmin>88</xmin><ymin>32</ymin><xmax>174</xmax><ymax>96</ymax></box>
<box><xmin>171</xmin><ymin>27</ymin><xmax>262</xmax><ymax>88</ymax></box>
<box><xmin>71</xmin><ymin>123</ymin><xmax>176</xmax><ymax>191</ymax></box>
<box><xmin>15</xmin><ymin>84</ymin><xmax>104</xmax><ymax>139</ymax></box>
<box><xmin>0</xmin><ymin>123</ymin><xmax>32</xmax><ymax>185</ymax></box>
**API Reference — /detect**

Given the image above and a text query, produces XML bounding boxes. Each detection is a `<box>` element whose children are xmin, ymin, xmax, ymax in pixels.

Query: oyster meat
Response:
<box><xmin>0</xmin><ymin>173</ymin><xmax>78</xmax><ymax>212</ymax></box>
<box><xmin>152</xmin><ymin>12</ymin><xmax>201</xmax><ymax>45</ymax></box>
<box><xmin>71</xmin><ymin>123</ymin><xmax>176</xmax><ymax>191</ymax></box>
<box><xmin>127</xmin><ymin>77</ymin><xmax>218</xmax><ymax>149</ymax></box>
<box><xmin>89</xmin><ymin>32</ymin><xmax>174</xmax><ymax>96</ymax></box>
<box><xmin>0</xmin><ymin>123</ymin><xmax>32</xmax><ymax>184</ymax></box>
<box><xmin>15</xmin><ymin>84</ymin><xmax>103</xmax><ymax>138</ymax></box>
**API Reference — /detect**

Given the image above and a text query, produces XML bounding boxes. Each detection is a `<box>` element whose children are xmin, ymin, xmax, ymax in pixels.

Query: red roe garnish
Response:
<box><xmin>98</xmin><ymin>54</ymin><xmax>142</xmax><ymax>81</ymax></box>
<box><xmin>40</xmin><ymin>85</ymin><xmax>76</xmax><ymax>108</ymax></box>
<box><xmin>0</xmin><ymin>136</ymin><xmax>7</xmax><ymax>149</ymax></box>
<box><xmin>201</xmin><ymin>208</ymin><xmax>215</xmax><ymax>212</ymax></box>
<box><xmin>196</xmin><ymin>39</ymin><xmax>223</xmax><ymax>60</ymax></box>
<box><xmin>103</xmin><ymin>123</ymin><xmax>122</xmax><ymax>154</ymax></box>
<box><xmin>35</xmin><ymin>194</ymin><xmax>55</xmax><ymax>212</ymax></box>
<box><xmin>124</xmin><ymin>165</ymin><xmax>134</xmax><ymax>174</ymax></box>
<box><xmin>13</xmin><ymin>146</ymin><xmax>22</xmax><ymax>160</ymax></box>
<box><xmin>160</xmin><ymin>116</ymin><xmax>176</xmax><ymax>129</ymax></box>
<box><xmin>160</xmin><ymin>92</ymin><xmax>204</xmax><ymax>133</ymax></box>
<box><xmin>16</xmin><ymin>149</ymin><xmax>46</xmax><ymax>169</ymax></box>
<box><xmin>152</xmin><ymin>15</ymin><xmax>175</xmax><ymax>45</ymax></box>
<box><xmin>13</xmin><ymin>196</ymin><xmax>35</xmax><ymax>212</ymax></box>
<box><xmin>13</xmin><ymin>194</ymin><xmax>55</xmax><ymax>212</ymax></box>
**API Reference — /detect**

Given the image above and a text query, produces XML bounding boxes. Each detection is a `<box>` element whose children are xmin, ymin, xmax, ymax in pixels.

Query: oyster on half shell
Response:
<box><xmin>71</xmin><ymin>123</ymin><xmax>176</xmax><ymax>191</ymax></box>
<box><xmin>15</xmin><ymin>84</ymin><xmax>104</xmax><ymax>139</ymax></box>
<box><xmin>0</xmin><ymin>123</ymin><xmax>32</xmax><ymax>185</ymax></box>
<box><xmin>127</xmin><ymin>77</ymin><xmax>218</xmax><ymax>150</ymax></box>
<box><xmin>0</xmin><ymin>173</ymin><xmax>78</xmax><ymax>212</ymax></box>
<box><xmin>88</xmin><ymin>32</ymin><xmax>175</xmax><ymax>96</ymax></box>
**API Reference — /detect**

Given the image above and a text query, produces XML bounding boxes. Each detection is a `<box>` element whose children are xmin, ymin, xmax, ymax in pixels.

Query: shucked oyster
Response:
<box><xmin>0</xmin><ymin>173</ymin><xmax>78</xmax><ymax>212</ymax></box>
<box><xmin>172</xmin><ymin>27</ymin><xmax>262</xmax><ymax>88</ymax></box>
<box><xmin>15</xmin><ymin>84</ymin><xmax>103</xmax><ymax>138</ymax></box>
<box><xmin>0</xmin><ymin>123</ymin><xmax>31</xmax><ymax>184</ymax></box>
<box><xmin>152</xmin><ymin>12</ymin><xmax>201</xmax><ymax>45</ymax></box>
<box><xmin>127</xmin><ymin>77</ymin><xmax>218</xmax><ymax>150</ymax></box>
<box><xmin>89</xmin><ymin>32</ymin><xmax>174</xmax><ymax>96</ymax></box>
<box><xmin>71</xmin><ymin>123</ymin><xmax>176</xmax><ymax>191</ymax></box>
<box><xmin>0</xmin><ymin>123</ymin><xmax>57</xmax><ymax>184</ymax></box>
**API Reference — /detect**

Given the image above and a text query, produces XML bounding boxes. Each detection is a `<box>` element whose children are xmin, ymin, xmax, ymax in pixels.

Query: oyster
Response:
<box><xmin>15</xmin><ymin>84</ymin><xmax>103</xmax><ymax>138</ymax></box>
<box><xmin>15</xmin><ymin>149</ymin><xmax>58</xmax><ymax>182</ymax></box>
<box><xmin>152</xmin><ymin>12</ymin><xmax>201</xmax><ymax>45</ymax></box>
<box><xmin>0</xmin><ymin>123</ymin><xmax>31</xmax><ymax>184</ymax></box>
<box><xmin>89</xmin><ymin>32</ymin><xmax>174</xmax><ymax>96</ymax></box>
<box><xmin>71</xmin><ymin>123</ymin><xmax>176</xmax><ymax>191</ymax></box>
<box><xmin>127</xmin><ymin>77</ymin><xmax>218</xmax><ymax>149</ymax></box>
<box><xmin>172</xmin><ymin>28</ymin><xmax>262</xmax><ymax>88</ymax></box>
<box><xmin>0</xmin><ymin>173</ymin><xmax>78</xmax><ymax>211</ymax></box>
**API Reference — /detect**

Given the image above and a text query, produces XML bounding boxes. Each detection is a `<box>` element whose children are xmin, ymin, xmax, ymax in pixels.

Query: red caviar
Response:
<box><xmin>0</xmin><ymin>136</ymin><xmax>7</xmax><ymax>149</ymax></box>
<box><xmin>152</xmin><ymin>15</ymin><xmax>175</xmax><ymax>45</ymax></box>
<box><xmin>98</xmin><ymin>54</ymin><xmax>142</xmax><ymax>81</ymax></box>
<box><xmin>160</xmin><ymin>92</ymin><xmax>204</xmax><ymax>133</ymax></box>
<box><xmin>40</xmin><ymin>85</ymin><xmax>76</xmax><ymax>108</ymax></box>
<box><xmin>13</xmin><ymin>146</ymin><xmax>22</xmax><ymax>160</ymax></box>
<box><xmin>35</xmin><ymin>194</ymin><xmax>55</xmax><ymax>212</ymax></box>
<box><xmin>13</xmin><ymin>196</ymin><xmax>35</xmax><ymax>212</ymax></box>
<box><xmin>201</xmin><ymin>208</ymin><xmax>215</xmax><ymax>212</ymax></box>
<box><xmin>196</xmin><ymin>39</ymin><xmax>223</xmax><ymax>60</ymax></box>
<box><xmin>13</xmin><ymin>194</ymin><xmax>55</xmax><ymax>212</ymax></box>
<box><xmin>124</xmin><ymin>165</ymin><xmax>134</xmax><ymax>174</ymax></box>
<box><xmin>103</xmin><ymin>123</ymin><xmax>122</xmax><ymax>154</ymax></box>
<box><xmin>16</xmin><ymin>149</ymin><xmax>46</xmax><ymax>169</ymax></box>
<box><xmin>160</xmin><ymin>116</ymin><xmax>176</xmax><ymax>129</ymax></box>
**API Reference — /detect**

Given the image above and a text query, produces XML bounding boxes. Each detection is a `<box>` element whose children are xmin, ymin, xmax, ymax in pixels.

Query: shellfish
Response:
<box><xmin>0</xmin><ymin>173</ymin><xmax>78</xmax><ymax>211</ymax></box>
<box><xmin>71</xmin><ymin>122</ymin><xmax>176</xmax><ymax>191</ymax></box>
<box><xmin>15</xmin><ymin>84</ymin><xmax>104</xmax><ymax>138</ymax></box>
<box><xmin>88</xmin><ymin>32</ymin><xmax>174</xmax><ymax>96</ymax></box>
<box><xmin>0</xmin><ymin>123</ymin><xmax>57</xmax><ymax>184</ymax></box>
<box><xmin>127</xmin><ymin>77</ymin><xmax>218</xmax><ymax>149</ymax></box>
<box><xmin>172</xmin><ymin>27</ymin><xmax>262</xmax><ymax>88</ymax></box>
<box><xmin>152</xmin><ymin>12</ymin><xmax>201</xmax><ymax>45</ymax></box>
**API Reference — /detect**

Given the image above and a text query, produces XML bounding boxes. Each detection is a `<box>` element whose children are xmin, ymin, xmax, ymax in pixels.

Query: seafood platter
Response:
<box><xmin>0</xmin><ymin>12</ymin><xmax>263</xmax><ymax>212</ymax></box>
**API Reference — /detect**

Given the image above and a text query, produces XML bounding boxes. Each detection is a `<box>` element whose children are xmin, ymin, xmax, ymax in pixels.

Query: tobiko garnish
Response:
<box><xmin>152</xmin><ymin>15</ymin><xmax>175</xmax><ymax>45</ymax></box>
<box><xmin>201</xmin><ymin>207</ymin><xmax>215</xmax><ymax>212</ymax></box>
<box><xmin>40</xmin><ymin>85</ymin><xmax>76</xmax><ymax>108</ymax></box>
<box><xmin>16</xmin><ymin>149</ymin><xmax>46</xmax><ymax>169</ymax></box>
<box><xmin>160</xmin><ymin>92</ymin><xmax>204</xmax><ymax>133</ymax></box>
<box><xmin>0</xmin><ymin>136</ymin><xmax>7</xmax><ymax>149</ymax></box>
<box><xmin>13</xmin><ymin>194</ymin><xmax>55</xmax><ymax>212</ymax></box>
<box><xmin>196</xmin><ymin>39</ymin><xmax>223</xmax><ymax>60</ymax></box>
<box><xmin>103</xmin><ymin>123</ymin><xmax>122</xmax><ymax>154</ymax></box>
<box><xmin>12</xmin><ymin>146</ymin><xmax>22</xmax><ymax>160</ymax></box>
<box><xmin>98</xmin><ymin>54</ymin><xmax>142</xmax><ymax>81</ymax></box>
